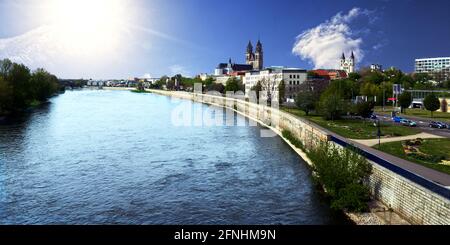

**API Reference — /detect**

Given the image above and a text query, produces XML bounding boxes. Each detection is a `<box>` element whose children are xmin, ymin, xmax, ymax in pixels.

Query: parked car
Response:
<box><xmin>429</xmin><ymin>121</ymin><xmax>447</xmax><ymax>129</ymax></box>
<box><xmin>400</xmin><ymin>119</ymin><xmax>417</xmax><ymax>127</ymax></box>
<box><xmin>370</xmin><ymin>114</ymin><xmax>378</xmax><ymax>120</ymax></box>
<box><xmin>392</xmin><ymin>116</ymin><xmax>403</xmax><ymax>123</ymax></box>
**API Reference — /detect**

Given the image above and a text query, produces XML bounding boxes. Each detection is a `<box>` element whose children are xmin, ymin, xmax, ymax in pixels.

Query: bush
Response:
<box><xmin>308</xmin><ymin>142</ymin><xmax>372</xmax><ymax>212</ymax></box>
<box><xmin>332</xmin><ymin>183</ymin><xmax>371</xmax><ymax>212</ymax></box>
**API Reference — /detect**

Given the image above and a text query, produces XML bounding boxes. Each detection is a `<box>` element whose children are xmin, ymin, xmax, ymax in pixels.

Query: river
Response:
<box><xmin>0</xmin><ymin>90</ymin><xmax>350</xmax><ymax>224</ymax></box>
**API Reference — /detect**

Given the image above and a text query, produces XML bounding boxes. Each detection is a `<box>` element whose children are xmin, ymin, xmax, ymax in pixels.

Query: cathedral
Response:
<box><xmin>214</xmin><ymin>40</ymin><xmax>264</xmax><ymax>76</ymax></box>
<box><xmin>340</xmin><ymin>52</ymin><xmax>355</xmax><ymax>74</ymax></box>
<box><xmin>246</xmin><ymin>40</ymin><xmax>264</xmax><ymax>71</ymax></box>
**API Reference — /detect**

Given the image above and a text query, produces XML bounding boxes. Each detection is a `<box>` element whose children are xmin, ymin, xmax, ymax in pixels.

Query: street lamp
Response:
<box><xmin>377</xmin><ymin>119</ymin><xmax>382</xmax><ymax>147</ymax></box>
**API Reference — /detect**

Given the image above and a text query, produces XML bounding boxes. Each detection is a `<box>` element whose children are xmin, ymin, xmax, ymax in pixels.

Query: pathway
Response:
<box><xmin>352</xmin><ymin>133</ymin><xmax>444</xmax><ymax>147</ymax></box>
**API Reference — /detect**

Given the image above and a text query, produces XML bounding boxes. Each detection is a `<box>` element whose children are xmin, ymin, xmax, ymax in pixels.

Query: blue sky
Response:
<box><xmin>0</xmin><ymin>0</ymin><xmax>449</xmax><ymax>79</ymax></box>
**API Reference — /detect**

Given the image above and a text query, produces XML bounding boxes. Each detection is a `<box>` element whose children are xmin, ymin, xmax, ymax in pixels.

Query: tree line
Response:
<box><xmin>0</xmin><ymin>59</ymin><xmax>62</xmax><ymax>116</ymax></box>
<box><xmin>296</xmin><ymin>68</ymin><xmax>448</xmax><ymax>120</ymax></box>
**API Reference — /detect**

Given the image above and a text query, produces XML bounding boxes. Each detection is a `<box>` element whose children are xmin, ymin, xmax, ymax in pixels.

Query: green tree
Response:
<box><xmin>296</xmin><ymin>90</ymin><xmax>317</xmax><ymax>116</ymax></box>
<box><xmin>8</xmin><ymin>63</ymin><xmax>32</xmax><ymax>110</ymax></box>
<box><xmin>360</xmin><ymin>82</ymin><xmax>380</xmax><ymax>99</ymax></box>
<box><xmin>423</xmin><ymin>93</ymin><xmax>441</xmax><ymax>118</ymax></box>
<box><xmin>0</xmin><ymin>59</ymin><xmax>59</xmax><ymax>115</ymax></box>
<box><xmin>225</xmin><ymin>77</ymin><xmax>244</xmax><ymax>93</ymax></box>
<box><xmin>207</xmin><ymin>83</ymin><xmax>225</xmax><ymax>94</ymax></box>
<box><xmin>319</xmin><ymin>93</ymin><xmax>346</xmax><ymax>120</ymax></box>
<box><xmin>398</xmin><ymin>91</ymin><xmax>413</xmax><ymax>114</ymax></box>
<box><xmin>278</xmin><ymin>80</ymin><xmax>286</xmax><ymax>104</ymax></box>
<box><xmin>362</xmin><ymin>71</ymin><xmax>386</xmax><ymax>85</ymax></box>
<box><xmin>202</xmin><ymin>77</ymin><xmax>214</xmax><ymax>88</ymax></box>
<box><xmin>348</xmin><ymin>72</ymin><xmax>361</xmax><ymax>81</ymax></box>
<box><xmin>30</xmin><ymin>68</ymin><xmax>59</xmax><ymax>101</ymax></box>
<box><xmin>353</xmin><ymin>101</ymin><xmax>375</xmax><ymax>118</ymax></box>
<box><xmin>0</xmin><ymin>76</ymin><xmax>13</xmax><ymax>115</ymax></box>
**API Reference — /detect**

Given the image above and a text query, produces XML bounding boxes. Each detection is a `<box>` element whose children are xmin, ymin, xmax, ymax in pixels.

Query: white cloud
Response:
<box><xmin>292</xmin><ymin>8</ymin><xmax>371</xmax><ymax>69</ymax></box>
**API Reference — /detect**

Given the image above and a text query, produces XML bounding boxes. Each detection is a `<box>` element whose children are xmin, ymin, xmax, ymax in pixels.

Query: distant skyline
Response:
<box><xmin>0</xmin><ymin>0</ymin><xmax>450</xmax><ymax>79</ymax></box>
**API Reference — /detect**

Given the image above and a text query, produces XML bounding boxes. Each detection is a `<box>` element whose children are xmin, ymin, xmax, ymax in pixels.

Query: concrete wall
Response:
<box><xmin>149</xmin><ymin>90</ymin><xmax>450</xmax><ymax>225</ymax></box>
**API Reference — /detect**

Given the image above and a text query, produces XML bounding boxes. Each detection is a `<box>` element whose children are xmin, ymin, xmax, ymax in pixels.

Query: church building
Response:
<box><xmin>340</xmin><ymin>52</ymin><xmax>355</xmax><ymax>75</ymax></box>
<box><xmin>214</xmin><ymin>40</ymin><xmax>264</xmax><ymax>76</ymax></box>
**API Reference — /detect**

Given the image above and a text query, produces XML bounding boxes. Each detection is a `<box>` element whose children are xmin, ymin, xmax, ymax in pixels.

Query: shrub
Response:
<box><xmin>308</xmin><ymin>142</ymin><xmax>372</xmax><ymax>212</ymax></box>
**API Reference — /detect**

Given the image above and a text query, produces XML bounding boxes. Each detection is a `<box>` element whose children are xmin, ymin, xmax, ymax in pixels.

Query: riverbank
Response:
<box><xmin>146</xmin><ymin>89</ymin><xmax>402</xmax><ymax>225</ymax></box>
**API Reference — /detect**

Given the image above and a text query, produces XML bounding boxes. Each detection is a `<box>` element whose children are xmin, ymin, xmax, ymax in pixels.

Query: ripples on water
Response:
<box><xmin>0</xmin><ymin>90</ymin><xmax>350</xmax><ymax>225</ymax></box>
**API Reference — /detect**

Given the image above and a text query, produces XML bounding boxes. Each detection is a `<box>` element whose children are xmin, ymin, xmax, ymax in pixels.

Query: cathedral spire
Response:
<box><xmin>247</xmin><ymin>41</ymin><xmax>253</xmax><ymax>53</ymax></box>
<box><xmin>341</xmin><ymin>53</ymin><xmax>346</xmax><ymax>60</ymax></box>
<box><xmin>351</xmin><ymin>51</ymin><xmax>355</xmax><ymax>60</ymax></box>
<box><xmin>256</xmin><ymin>39</ymin><xmax>263</xmax><ymax>53</ymax></box>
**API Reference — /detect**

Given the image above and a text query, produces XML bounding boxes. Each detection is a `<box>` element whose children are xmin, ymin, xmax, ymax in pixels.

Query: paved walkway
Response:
<box><xmin>353</xmin><ymin>133</ymin><xmax>445</xmax><ymax>147</ymax></box>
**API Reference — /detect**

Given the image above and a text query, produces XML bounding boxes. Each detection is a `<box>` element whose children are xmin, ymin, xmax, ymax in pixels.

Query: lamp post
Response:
<box><xmin>377</xmin><ymin>119</ymin><xmax>382</xmax><ymax>147</ymax></box>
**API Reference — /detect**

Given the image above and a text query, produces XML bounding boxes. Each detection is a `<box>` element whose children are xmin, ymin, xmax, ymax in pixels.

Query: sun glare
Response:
<box><xmin>43</xmin><ymin>0</ymin><xmax>129</xmax><ymax>56</ymax></box>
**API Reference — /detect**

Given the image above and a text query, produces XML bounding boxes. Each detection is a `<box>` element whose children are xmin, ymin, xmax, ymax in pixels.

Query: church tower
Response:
<box><xmin>254</xmin><ymin>40</ymin><xmax>263</xmax><ymax>70</ymax></box>
<box><xmin>246</xmin><ymin>41</ymin><xmax>254</xmax><ymax>66</ymax></box>
<box><xmin>340</xmin><ymin>51</ymin><xmax>355</xmax><ymax>74</ymax></box>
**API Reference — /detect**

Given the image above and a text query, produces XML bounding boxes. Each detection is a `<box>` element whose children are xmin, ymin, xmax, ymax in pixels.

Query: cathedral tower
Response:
<box><xmin>254</xmin><ymin>40</ymin><xmax>263</xmax><ymax>70</ymax></box>
<box><xmin>245</xmin><ymin>40</ymin><xmax>264</xmax><ymax>71</ymax></box>
<box><xmin>340</xmin><ymin>51</ymin><xmax>355</xmax><ymax>74</ymax></box>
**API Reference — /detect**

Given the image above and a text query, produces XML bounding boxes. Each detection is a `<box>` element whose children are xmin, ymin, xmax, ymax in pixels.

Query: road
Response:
<box><xmin>374</xmin><ymin>112</ymin><xmax>450</xmax><ymax>138</ymax></box>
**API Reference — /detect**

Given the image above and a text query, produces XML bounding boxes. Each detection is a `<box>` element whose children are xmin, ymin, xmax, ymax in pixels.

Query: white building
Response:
<box><xmin>415</xmin><ymin>57</ymin><xmax>450</xmax><ymax>78</ymax></box>
<box><xmin>370</xmin><ymin>64</ymin><xmax>383</xmax><ymax>72</ymax></box>
<box><xmin>243</xmin><ymin>67</ymin><xmax>307</xmax><ymax>102</ymax></box>
<box><xmin>340</xmin><ymin>52</ymin><xmax>355</xmax><ymax>75</ymax></box>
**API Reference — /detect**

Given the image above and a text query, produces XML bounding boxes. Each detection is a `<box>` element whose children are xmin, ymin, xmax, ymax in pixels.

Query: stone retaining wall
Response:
<box><xmin>150</xmin><ymin>90</ymin><xmax>450</xmax><ymax>225</ymax></box>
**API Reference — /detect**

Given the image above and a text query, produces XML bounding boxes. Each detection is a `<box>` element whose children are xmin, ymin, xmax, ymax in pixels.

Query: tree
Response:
<box><xmin>225</xmin><ymin>77</ymin><xmax>244</xmax><ymax>93</ymax></box>
<box><xmin>353</xmin><ymin>101</ymin><xmax>375</xmax><ymax>118</ymax></box>
<box><xmin>423</xmin><ymin>93</ymin><xmax>441</xmax><ymax>117</ymax></box>
<box><xmin>0</xmin><ymin>59</ymin><xmax>59</xmax><ymax>115</ymax></box>
<box><xmin>206</xmin><ymin>83</ymin><xmax>225</xmax><ymax>94</ymax></box>
<box><xmin>319</xmin><ymin>93</ymin><xmax>346</xmax><ymax>120</ymax></box>
<box><xmin>398</xmin><ymin>92</ymin><xmax>412</xmax><ymax>114</ymax></box>
<box><xmin>362</xmin><ymin>71</ymin><xmax>386</xmax><ymax>85</ymax></box>
<box><xmin>250</xmin><ymin>81</ymin><xmax>262</xmax><ymax>103</ymax></box>
<box><xmin>278</xmin><ymin>80</ymin><xmax>286</xmax><ymax>104</ymax></box>
<box><xmin>202</xmin><ymin>77</ymin><xmax>214</xmax><ymax>88</ymax></box>
<box><xmin>296</xmin><ymin>90</ymin><xmax>317</xmax><ymax>116</ymax></box>
<box><xmin>360</xmin><ymin>82</ymin><xmax>380</xmax><ymax>98</ymax></box>
<box><xmin>0</xmin><ymin>76</ymin><xmax>13</xmax><ymax>114</ymax></box>
<box><xmin>348</xmin><ymin>72</ymin><xmax>361</xmax><ymax>81</ymax></box>
<box><xmin>30</xmin><ymin>68</ymin><xmax>59</xmax><ymax>101</ymax></box>
<box><xmin>136</xmin><ymin>82</ymin><xmax>145</xmax><ymax>91</ymax></box>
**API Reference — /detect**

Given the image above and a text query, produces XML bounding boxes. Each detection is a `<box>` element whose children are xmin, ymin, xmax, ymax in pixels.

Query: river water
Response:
<box><xmin>0</xmin><ymin>90</ymin><xmax>349</xmax><ymax>224</ymax></box>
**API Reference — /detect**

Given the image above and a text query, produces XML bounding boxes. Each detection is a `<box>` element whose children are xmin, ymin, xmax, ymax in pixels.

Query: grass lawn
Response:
<box><xmin>374</xmin><ymin>139</ymin><xmax>450</xmax><ymax>175</ymax></box>
<box><xmin>282</xmin><ymin>107</ymin><xmax>421</xmax><ymax>140</ymax></box>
